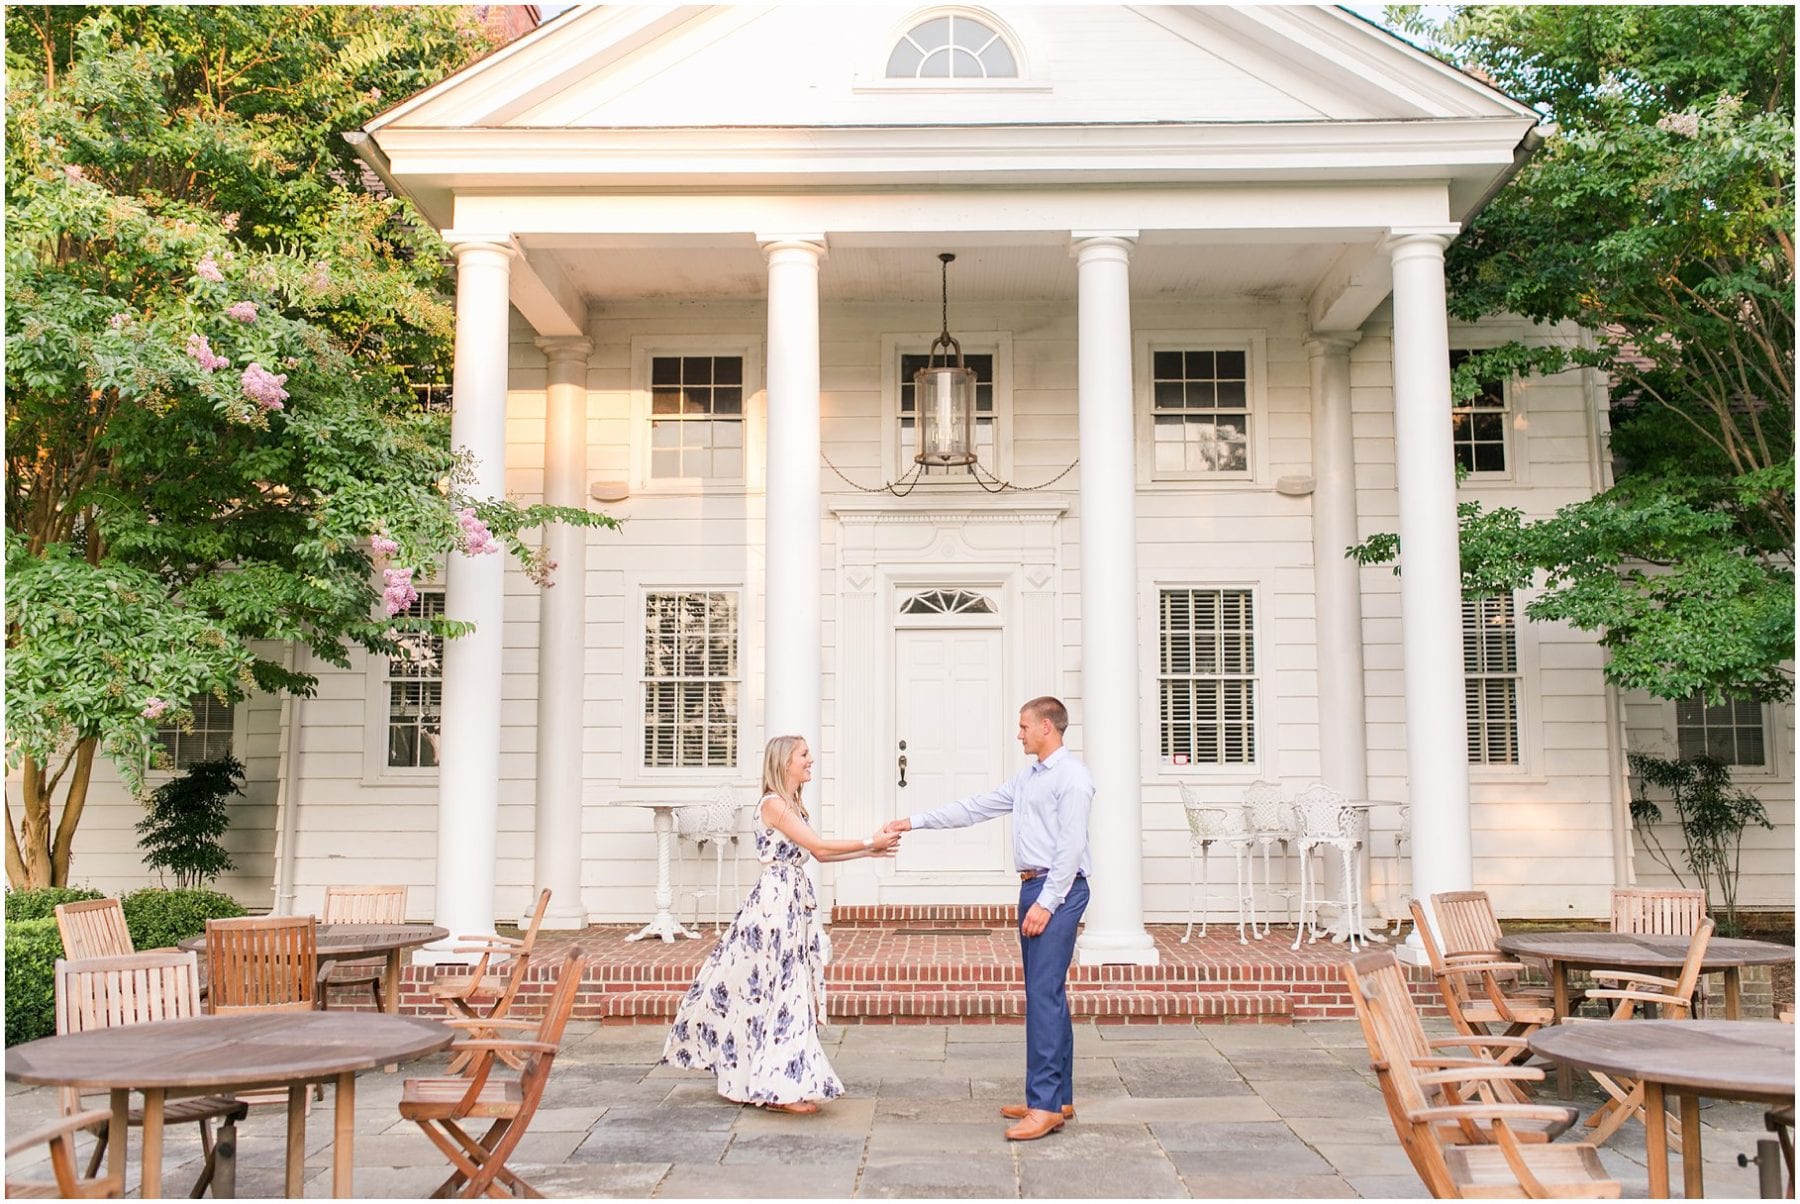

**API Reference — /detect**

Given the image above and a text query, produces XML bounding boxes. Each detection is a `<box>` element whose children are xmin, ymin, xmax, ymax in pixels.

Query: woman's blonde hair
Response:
<box><xmin>760</xmin><ymin>734</ymin><xmax>809</xmax><ymax>820</ymax></box>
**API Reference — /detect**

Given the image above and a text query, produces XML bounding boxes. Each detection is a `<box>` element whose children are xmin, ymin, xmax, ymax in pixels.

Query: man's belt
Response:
<box><xmin>1019</xmin><ymin>869</ymin><xmax>1087</xmax><ymax>882</ymax></box>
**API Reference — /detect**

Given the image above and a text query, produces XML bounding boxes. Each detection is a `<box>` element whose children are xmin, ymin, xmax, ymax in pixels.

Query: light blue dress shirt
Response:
<box><xmin>908</xmin><ymin>745</ymin><xmax>1094</xmax><ymax>914</ymax></box>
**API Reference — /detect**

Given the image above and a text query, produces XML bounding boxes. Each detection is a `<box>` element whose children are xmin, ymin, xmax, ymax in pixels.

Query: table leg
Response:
<box><xmin>384</xmin><ymin>949</ymin><xmax>402</xmax><ymax>1014</ymax></box>
<box><xmin>626</xmin><ymin>807</ymin><xmax>699</xmax><ymax>943</ymax></box>
<box><xmin>285</xmin><ymin>1084</ymin><xmax>308</xmax><ymax>1198</ymax></box>
<box><xmin>1551</xmin><ymin>961</ymin><xmax>1572</xmax><ymax>1097</ymax></box>
<box><xmin>1679</xmin><ymin>1091</ymin><xmax>1703</xmax><ymax>1200</ymax></box>
<box><xmin>333</xmin><ymin>1071</ymin><xmax>356</xmax><ymax>1198</ymax></box>
<box><xmin>1645</xmin><ymin>1080</ymin><xmax>1670</xmax><ymax>1198</ymax></box>
<box><xmin>140</xmin><ymin>1088</ymin><xmax>165</xmax><ymax>1200</ymax></box>
<box><xmin>1724</xmin><ymin>967</ymin><xmax>1742</xmax><ymax>1019</ymax></box>
<box><xmin>108</xmin><ymin>1088</ymin><xmax>128</xmax><ymax>1188</ymax></box>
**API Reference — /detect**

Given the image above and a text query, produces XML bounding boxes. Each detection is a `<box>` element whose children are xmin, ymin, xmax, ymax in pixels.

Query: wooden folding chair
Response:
<box><xmin>1343</xmin><ymin>951</ymin><xmax>1574</xmax><ymax>1141</ymax></box>
<box><xmin>1430</xmin><ymin>890</ymin><xmax>1554</xmax><ymax>1003</ymax></box>
<box><xmin>1609</xmin><ymin>888</ymin><xmax>1706</xmax><ymax>936</ymax></box>
<box><xmin>5</xmin><ymin>1109</ymin><xmax>123</xmax><ymax>1199</ymax></box>
<box><xmin>320</xmin><ymin>885</ymin><xmax>408</xmax><ymax>1010</ymax></box>
<box><xmin>54</xmin><ymin>898</ymin><xmax>134</xmax><ymax>960</ymax></box>
<box><xmin>1575</xmin><ymin>918</ymin><xmax>1715</xmax><ymax>1146</ymax></box>
<box><xmin>1346</xmin><ymin>950</ymin><xmax>1620</xmax><ymax>1199</ymax></box>
<box><xmin>55</xmin><ymin>952</ymin><xmax>247</xmax><ymax>1198</ymax></box>
<box><xmin>402</xmin><ymin>945</ymin><xmax>589</xmax><ymax>1199</ymax></box>
<box><xmin>203</xmin><ymin>915</ymin><xmax>319</xmax><ymax>1014</ymax></box>
<box><xmin>432</xmin><ymin>889</ymin><xmax>551</xmax><ymax>1073</ymax></box>
<box><xmin>1411</xmin><ymin>899</ymin><xmax>1554</xmax><ymax>1064</ymax></box>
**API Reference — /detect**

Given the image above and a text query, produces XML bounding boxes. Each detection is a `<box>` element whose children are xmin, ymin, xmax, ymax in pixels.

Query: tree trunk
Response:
<box><xmin>6</xmin><ymin>741</ymin><xmax>97</xmax><ymax>889</ymax></box>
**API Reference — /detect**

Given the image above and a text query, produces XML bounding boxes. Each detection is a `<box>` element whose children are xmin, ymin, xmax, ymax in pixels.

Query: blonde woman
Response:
<box><xmin>661</xmin><ymin>735</ymin><xmax>900</xmax><ymax>1114</ymax></box>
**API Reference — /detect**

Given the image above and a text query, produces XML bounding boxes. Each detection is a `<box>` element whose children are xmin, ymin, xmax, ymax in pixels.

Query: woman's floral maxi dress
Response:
<box><xmin>660</xmin><ymin>800</ymin><xmax>844</xmax><ymax>1105</ymax></box>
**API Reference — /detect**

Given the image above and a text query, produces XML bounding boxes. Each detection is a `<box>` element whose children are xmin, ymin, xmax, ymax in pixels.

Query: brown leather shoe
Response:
<box><xmin>1004</xmin><ymin>1108</ymin><xmax>1066</xmax><ymax>1141</ymax></box>
<box><xmin>999</xmin><ymin>1103</ymin><xmax>1075</xmax><ymax>1121</ymax></box>
<box><xmin>761</xmin><ymin>1100</ymin><xmax>820</xmax><ymax>1115</ymax></box>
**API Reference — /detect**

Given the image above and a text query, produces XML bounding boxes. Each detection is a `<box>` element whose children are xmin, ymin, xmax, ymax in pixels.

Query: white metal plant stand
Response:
<box><xmin>1178</xmin><ymin>785</ymin><xmax>1260</xmax><ymax>945</ymax></box>
<box><xmin>618</xmin><ymin>802</ymin><xmax>701</xmax><ymax>942</ymax></box>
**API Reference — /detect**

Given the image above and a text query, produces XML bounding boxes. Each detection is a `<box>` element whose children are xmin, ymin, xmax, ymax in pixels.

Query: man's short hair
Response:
<box><xmin>1021</xmin><ymin>696</ymin><xmax>1069</xmax><ymax>734</ymax></box>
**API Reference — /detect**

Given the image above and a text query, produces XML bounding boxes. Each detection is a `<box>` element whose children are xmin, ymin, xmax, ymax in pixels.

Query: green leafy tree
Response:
<box><xmin>5</xmin><ymin>7</ymin><xmax>617</xmax><ymax>887</ymax></box>
<box><xmin>1363</xmin><ymin>6</ymin><xmax>1794</xmax><ymax>704</ymax></box>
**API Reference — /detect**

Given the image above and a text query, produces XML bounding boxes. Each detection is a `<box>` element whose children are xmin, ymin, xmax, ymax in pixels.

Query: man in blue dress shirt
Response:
<box><xmin>885</xmin><ymin>696</ymin><xmax>1092</xmax><ymax>1141</ymax></box>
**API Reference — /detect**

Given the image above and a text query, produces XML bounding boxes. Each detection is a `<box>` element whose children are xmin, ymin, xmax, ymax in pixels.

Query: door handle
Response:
<box><xmin>897</xmin><ymin>747</ymin><xmax>908</xmax><ymax>789</ymax></box>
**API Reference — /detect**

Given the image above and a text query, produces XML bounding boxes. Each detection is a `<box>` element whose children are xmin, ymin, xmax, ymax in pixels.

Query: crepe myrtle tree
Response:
<box><xmin>1360</xmin><ymin>6</ymin><xmax>1794</xmax><ymax>707</ymax></box>
<box><xmin>5</xmin><ymin>8</ymin><xmax>617</xmax><ymax>888</ymax></box>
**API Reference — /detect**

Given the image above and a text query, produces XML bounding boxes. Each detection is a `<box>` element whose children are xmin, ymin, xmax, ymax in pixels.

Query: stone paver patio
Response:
<box><xmin>6</xmin><ymin>1019</ymin><xmax>1779</xmax><ymax>1198</ymax></box>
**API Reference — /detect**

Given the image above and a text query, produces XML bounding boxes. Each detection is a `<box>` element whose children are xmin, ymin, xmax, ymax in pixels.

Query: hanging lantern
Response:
<box><xmin>913</xmin><ymin>253</ymin><xmax>977</xmax><ymax>467</ymax></box>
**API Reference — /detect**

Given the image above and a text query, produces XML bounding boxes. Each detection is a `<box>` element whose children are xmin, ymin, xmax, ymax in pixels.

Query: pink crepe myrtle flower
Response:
<box><xmin>194</xmin><ymin>252</ymin><xmax>224</xmax><ymax>283</ymax></box>
<box><xmin>108</xmin><ymin>313</ymin><xmax>127</xmax><ymax>330</ymax></box>
<box><xmin>221</xmin><ymin>212</ymin><xmax>240</xmax><ymax>233</ymax></box>
<box><xmin>240</xmin><ymin>362</ymin><xmax>289</xmax><ymax>411</ymax></box>
<box><xmin>369</xmin><ymin>534</ymin><xmax>399</xmax><ymax>561</ymax></box>
<box><xmin>382</xmin><ymin>567</ymin><xmax>418</xmax><ymax>617</ymax></box>
<box><xmin>141</xmin><ymin>697</ymin><xmax>171</xmax><ymax>720</ymax></box>
<box><xmin>456</xmin><ymin>507</ymin><xmax>498</xmax><ymax>556</ymax></box>
<box><xmin>63</xmin><ymin>164</ymin><xmax>85</xmax><ymax>182</ymax></box>
<box><xmin>185</xmin><ymin>333</ymin><xmax>229</xmax><ymax>372</ymax></box>
<box><xmin>226</xmin><ymin>301</ymin><xmax>258</xmax><ymax>324</ymax></box>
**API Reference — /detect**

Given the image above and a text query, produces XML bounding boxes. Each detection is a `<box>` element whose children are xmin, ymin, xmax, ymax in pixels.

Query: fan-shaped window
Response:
<box><xmin>900</xmin><ymin>589</ymin><xmax>996</xmax><ymax>616</ymax></box>
<box><xmin>886</xmin><ymin>14</ymin><xmax>1018</xmax><ymax>79</ymax></box>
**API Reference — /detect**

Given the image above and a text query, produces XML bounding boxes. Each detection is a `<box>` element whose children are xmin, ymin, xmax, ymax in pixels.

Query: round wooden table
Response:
<box><xmin>1529</xmin><ymin>1020</ymin><xmax>1794</xmax><ymax>1199</ymax></box>
<box><xmin>7</xmin><ymin>1011</ymin><xmax>451</xmax><ymax>1198</ymax></box>
<box><xmin>180</xmin><ymin>923</ymin><xmax>448</xmax><ymax>1012</ymax></box>
<box><xmin>1497</xmin><ymin>931</ymin><xmax>1793</xmax><ymax>1020</ymax></box>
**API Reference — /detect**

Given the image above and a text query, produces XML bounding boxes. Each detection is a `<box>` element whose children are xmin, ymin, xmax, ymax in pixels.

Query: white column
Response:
<box><xmin>532</xmin><ymin>336</ymin><xmax>593</xmax><ymax>929</ymax></box>
<box><xmin>1070</xmin><ymin>233</ymin><xmax>1157</xmax><ymax>967</ymax></box>
<box><xmin>758</xmin><ymin>237</ymin><xmax>826</xmax><ymax>750</ymax></box>
<box><xmin>431</xmin><ymin>235</ymin><xmax>514</xmax><ymax>953</ymax></box>
<box><xmin>1307</xmin><ymin>333</ymin><xmax>1370</xmax><ymax>798</ymax></box>
<box><xmin>1388</xmin><ymin>230</ymin><xmax>1474</xmax><ymax>935</ymax></box>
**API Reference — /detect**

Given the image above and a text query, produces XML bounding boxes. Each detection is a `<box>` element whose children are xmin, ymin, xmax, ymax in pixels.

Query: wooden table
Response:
<box><xmin>7</xmin><ymin>1011</ymin><xmax>451</xmax><ymax>1198</ymax></box>
<box><xmin>181</xmin><ymin>923</ymin><xmax>448</xmax><ymax>1012</ymax></box>
<box><xmin>1529</xmin><ymin>1020</ymin><xmax>1794</xmax><ymax>1198</ymax></box>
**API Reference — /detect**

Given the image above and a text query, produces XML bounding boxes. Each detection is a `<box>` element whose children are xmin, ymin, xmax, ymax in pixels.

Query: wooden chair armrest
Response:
<box><xmin>1442</xmin><ymin>960</ymin><xmax>1530</xmax><ymax>977</ymax></box>
<box><xmin>454</xmin><ymin>934</ymin><xmax>523</xmax><ymax>949</ymax></box>
<box><xmin>449</xmin><ymin>1039</ymin><xmax>559</xmax><ymax>1057</ymax></box>
<box><xmin>1584</xmin><ymin>986</ymin><xmax>1677</xmax><ymax>1007</ymax></box>
<box><xmin>1410</xmin><ymin>1056</ymin><xmax>1503</xmax><ymax>1069</ymax></box>
<box><xmin>1443</xmin><ymin>950</ymin><xmax>1506</xmax><ymax>965</ymax></box>
<box><xmin>1410</xmin><ymin>1103</ymin><xmax>1581</xmax><ymax>1124</ymax></box>
<box><xmin>1427</xmin><ymin>1035</ymin><xmax>1530</xmax><ymax>1051</ymax></box>
<box><xmin>6</xmin><ymin>1109</ymin><xmax>111</xmax><ymax>1157</ymax></box>
<box><xmin>1415</xmin><ymin>1066</ymin><xmax>1545</xmax><ymax>1087</ymax></box>
<box><xmin>1590</xmin><ymin>969</ymin><xmax>1679</xmax><ymax>989</ymax></box>
<box><xmin>444</xmin><ymin>1018</ymin><xmax>539</xmax><ymax>1031</ymax></box>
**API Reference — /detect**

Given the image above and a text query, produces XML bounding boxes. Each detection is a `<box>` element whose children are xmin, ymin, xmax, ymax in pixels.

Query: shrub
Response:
<box><xmin>6</xmin><ymin>918</ymin><xmax>63</xmax><ymax>1045</ymax></box>
<box><xmin>136</xmin><ymin>755</ymin><xmax>243</xmax><ymax>889</ymax></box>
<box><xmin>120</xmin><ymin>887</ymin><xmax>247</xmax><ymax>951</ymax></box>
<box><xmin>4</xmin><ymin>886</ymin><xmax>105</xmax><ymax>923</ymax></box>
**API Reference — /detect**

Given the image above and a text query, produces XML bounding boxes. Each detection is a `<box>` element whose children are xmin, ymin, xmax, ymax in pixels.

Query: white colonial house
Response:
<box><xmin>52</xmin><ymin>5</ymin><xmax>1793</xmax><ymax>955</ymax></box>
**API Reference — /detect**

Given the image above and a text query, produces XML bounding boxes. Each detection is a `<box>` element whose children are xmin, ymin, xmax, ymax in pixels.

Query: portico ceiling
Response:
<box><xmin>527</xmin><ymin>236</ymin><xmax>1349</xmax><ymax>305</ymax></box>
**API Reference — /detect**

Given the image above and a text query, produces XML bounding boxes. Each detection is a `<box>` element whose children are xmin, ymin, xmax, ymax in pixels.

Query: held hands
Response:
<box><xmin>882</xmin><ymin>818</ymin><xmax>912</xmax><ymax>835</ymax></box>
<box><xmin>866</xmin><ymin>827</ymin><xmax>902</xmax><ymax>857</ymax></box>
<box><xmin>1020</xmin><ymin>903</ymin><xmax>1052</xmax><ymax>938</ymax></box>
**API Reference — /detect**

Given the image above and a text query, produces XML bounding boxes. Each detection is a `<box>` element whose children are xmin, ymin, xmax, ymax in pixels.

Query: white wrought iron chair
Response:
<box><xmin>674</xmin><ymin>786</ymin><xmax>751</xmax><ymax>933</ymax></box>
<box><xmin>1291</xmin><ymin>783</ymin><xmax>1371</xmax><ymax>951</ymax></box>
<box><xmin>1384</xmin><ymin>803</ymin><xmax>1415</xmax><ymax>938</ymax></box>
<box><xmin>1242</xmin><ymin>780</ymin><xmax>1302</xmax><ymax>937</ymax></box>
<box><xmin>1178</xmin><ymin>784</ymin><xmax>1260</xmax><ymax>945</ymax></box>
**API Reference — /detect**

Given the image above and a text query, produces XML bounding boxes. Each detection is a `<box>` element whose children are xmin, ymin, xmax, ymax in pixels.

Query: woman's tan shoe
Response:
<box><xmin>760</xmin><ymin>1100</ymin><xmax>821</xmax><ymax>1115</ymax></box>
<box><xmin>999</xmin><ymin>1103</ymin><xmax>1075</xmax><ymax>1121</ymax></box>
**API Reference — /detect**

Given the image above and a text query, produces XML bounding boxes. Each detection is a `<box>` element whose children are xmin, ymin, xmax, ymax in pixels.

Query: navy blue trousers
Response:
<box><xmin>1019</xmin><ymin>874</ymin><xmax>1089</xmax><ymax>1113</ymax></box>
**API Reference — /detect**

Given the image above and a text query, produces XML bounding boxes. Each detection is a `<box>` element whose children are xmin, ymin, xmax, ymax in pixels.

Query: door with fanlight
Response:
<box><xmin>891</xmin><ymin>590</ymin><xmax>1011</xmax><ymax>883</ymax></box>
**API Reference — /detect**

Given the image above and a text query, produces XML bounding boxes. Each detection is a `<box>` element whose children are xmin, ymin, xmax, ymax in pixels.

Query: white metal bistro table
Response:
<box><xmin>612</xmin><ymin>800</ymin><xmax>702</xmax><ymax>942</ymax></box>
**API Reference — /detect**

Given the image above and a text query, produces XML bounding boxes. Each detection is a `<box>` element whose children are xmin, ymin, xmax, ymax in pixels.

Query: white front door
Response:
<box><xmin>892</xmin><ymin>626</ymin><xmax>1011</xmax><ymax>880</ymax></box>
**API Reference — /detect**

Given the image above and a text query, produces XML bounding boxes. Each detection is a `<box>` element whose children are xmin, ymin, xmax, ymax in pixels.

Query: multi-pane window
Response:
<box><xmin>644</xmin><ymin>592</ymin><xmax>739</xmax><ymax>769</ymax></box>
<box><xmin>1151</xmin><ymin>350</ymin><xmax>1250</xmax><ymax>475</ymax></box>
<box><xmin>650</xmin><ymin>355</ymin><xmax>744</xmax><ymax>480</ymax></box>
<box><xmin>1676</xmin><ymin>693</ymin><xmax>1766</xmax><ymax>766</ymax></box>
<box><xmin>1449</xmin><ymin>349</ymin><xmax>1508</xmax><ymax>474</ymax></box>
<box><xmin>1463</xmin><ymin>593</ymin><xmax>1520</xmax><ymax>765</ymax></box>
<box><xmin>387</xmin><ymin>588</ymin><xmax>445</xmax><ymax>769</ymax></box>
<box><xmin>899</xmin><ymin>352</ymin><xmax>994</xmax><ymax>475</ymax></box>
<box><xmin>886</xmin><ymin>14</ymin><xmax>1017</xmax><ymax>79</ymax></box>
<box><xmin>1159</xmin><ymin>589</ymin><xmax>1256</xmax><ymax>765</ymax></box>
<box><xmin>156</xmin><ymin>695</ymin><xmax>235</xmax><ymax>769</ymax></box>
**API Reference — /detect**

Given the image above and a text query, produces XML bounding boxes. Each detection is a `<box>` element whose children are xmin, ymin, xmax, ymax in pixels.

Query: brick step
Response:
<box><xmin>830</xmin><ymin>905</ymin><xmax>1016</xmax><ymax>928</ymax></box>
<box><xmin>588</xmin><ymin>987</ymin><xmax>1291</xmax><ymax>1024</ymax></box>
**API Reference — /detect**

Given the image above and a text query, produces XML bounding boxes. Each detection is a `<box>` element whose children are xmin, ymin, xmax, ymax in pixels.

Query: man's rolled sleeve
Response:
<box><xmin>1035</xmin><ymin>776</ymin><xmax>1093</xmax><ymax>915</ymax></box>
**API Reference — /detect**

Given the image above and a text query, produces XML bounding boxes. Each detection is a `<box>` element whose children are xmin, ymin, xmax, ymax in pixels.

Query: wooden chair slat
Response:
<box><xmin>55</xmin><ymin>899</ymin><xmax>133</xmax><ymax>961</ymax></box>
<box><xmin>204</xmin><ymin>916</ymin><xmax>318</xmax><ymax>1013</ymax></box>
<box><xmin>1609</xmin><ymin>888</ymin><xmax>1706</xmax><ymax>936</ymax></box>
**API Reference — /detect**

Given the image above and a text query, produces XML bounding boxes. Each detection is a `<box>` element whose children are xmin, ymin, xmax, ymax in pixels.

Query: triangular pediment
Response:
<box><xmin>372</xmin><ymin>4</ymin><xmax>1534</xmax><ymax>133</ymax></box>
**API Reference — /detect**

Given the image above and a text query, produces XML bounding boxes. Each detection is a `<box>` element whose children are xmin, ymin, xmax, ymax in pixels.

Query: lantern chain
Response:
<box><xmin>818</xmin><ymin>448</ymin><xmax>1080</xmax><ymax>495</ymax></box>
